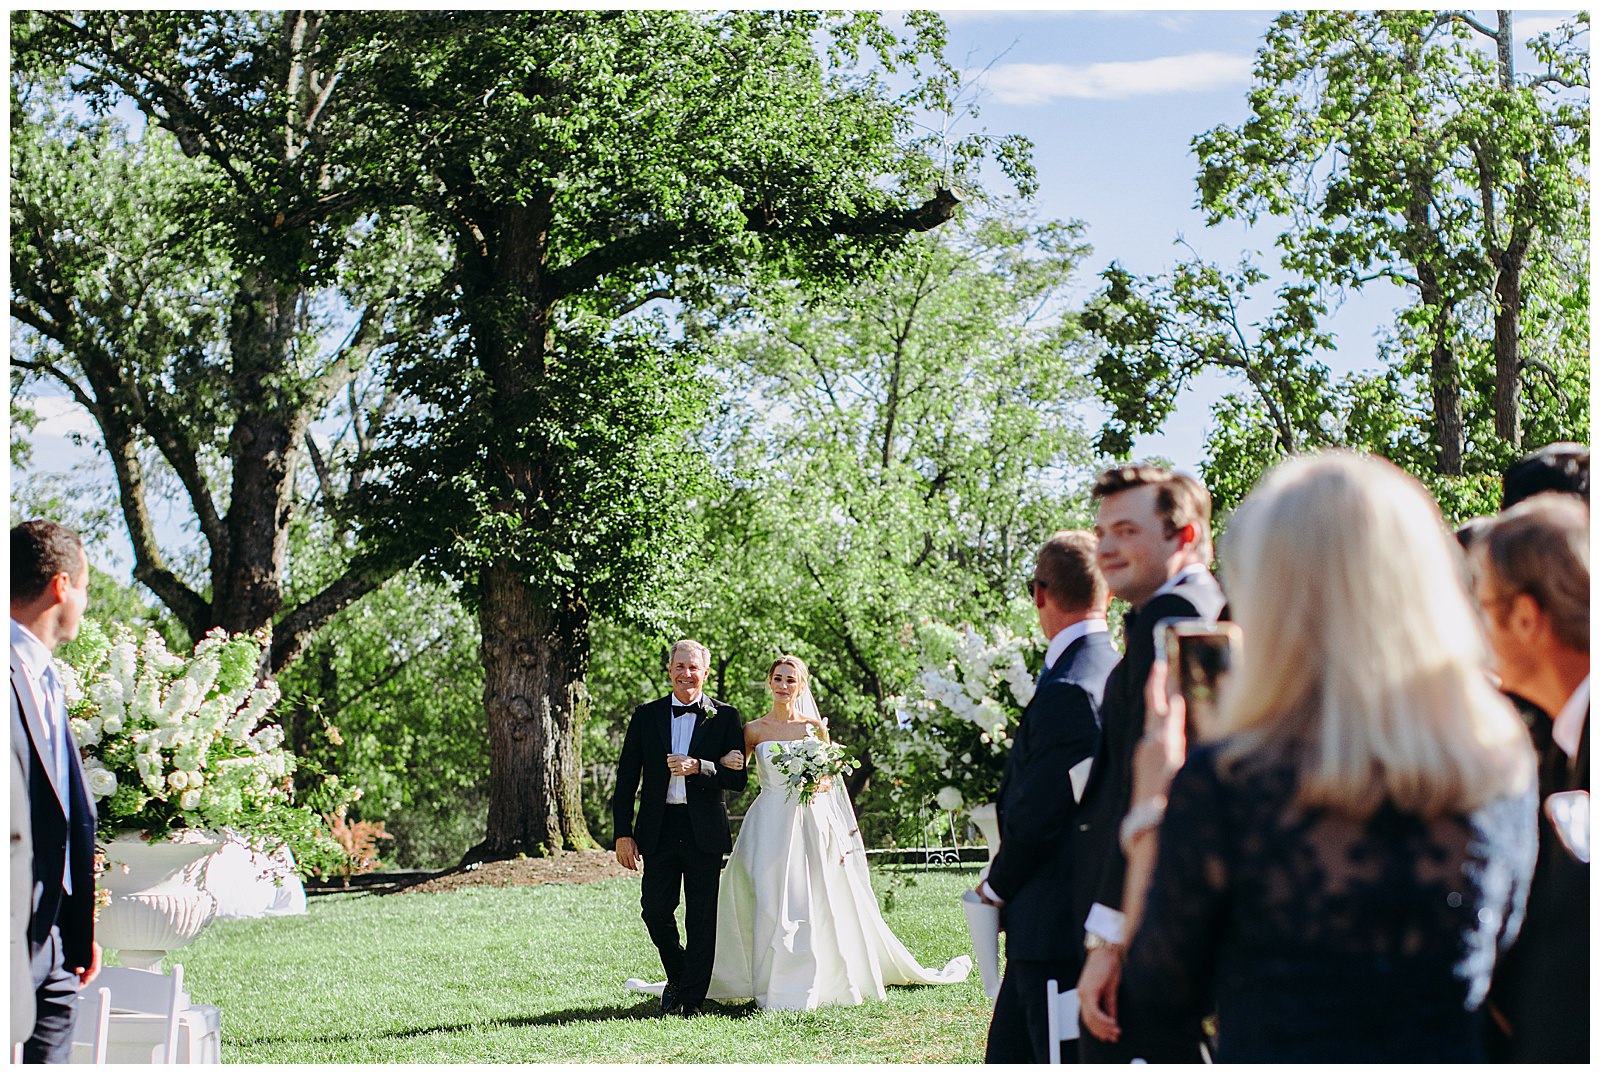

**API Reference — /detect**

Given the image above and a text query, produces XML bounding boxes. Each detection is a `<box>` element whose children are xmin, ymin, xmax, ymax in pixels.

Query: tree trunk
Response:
<box><xmin>1493</xmin><ymin>258</ymin><xmax>1523</xmax><ymax>447</ymax></box>
<box><xmin>218</xmin><ymin>270</ymin><xmax>305</xmax><ymax>635</ymax></box>
<box><xmin>467</xmin><ymin>561</ymin><xmax>596</xmax><ymax>861</ymax></box>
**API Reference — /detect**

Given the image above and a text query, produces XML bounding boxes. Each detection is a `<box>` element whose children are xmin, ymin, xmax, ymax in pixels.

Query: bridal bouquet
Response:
<box><xmin>57</xmin><ymin>619</ymin><xmax>353</xmax><ymax>876</ymax></box>
<box><xmin>771</xmin><ymin>728</ymin><xmax>860</xmax><ymax>806</ymax></box>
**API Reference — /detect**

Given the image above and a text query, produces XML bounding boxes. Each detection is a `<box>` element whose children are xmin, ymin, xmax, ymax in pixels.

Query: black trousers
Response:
<box><xmin>639</xmin><ymin>806</ymin><xmax>723</xmax><ymax>1007</ymax></box>
<box><xmin>23</xmin><ymin>929</ymin><xmax>77</xmax><ymax>1064</ymax></box>
<box><xmin>986</xmin><ymin>956</ymin><xmax>1081</xmax><ymax>1064</ymax></box>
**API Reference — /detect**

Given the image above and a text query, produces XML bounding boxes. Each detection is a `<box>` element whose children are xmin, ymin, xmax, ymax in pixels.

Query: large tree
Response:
<box><xmin>11</xmin><ymin>11</ymin><xmax>437</xmax><ymax>671</ymax></box>
<box><xmin>1193</xmin><ymin>10</ymin><xmax>1589</xmax><ymax>476</ymax></box>
<box><xmin>341</xmin><ymin>11</ymin><xmax>1032</xmax><ymax>859</ymax></box>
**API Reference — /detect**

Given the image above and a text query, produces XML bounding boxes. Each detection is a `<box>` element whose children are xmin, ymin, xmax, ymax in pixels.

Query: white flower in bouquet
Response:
<box><xmin>769</xmin><ymin>728</ymin><xmax>860</xmax><ymax>806</ymax></box>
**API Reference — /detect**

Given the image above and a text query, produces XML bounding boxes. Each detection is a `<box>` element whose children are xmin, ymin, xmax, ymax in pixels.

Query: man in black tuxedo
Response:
<box><xmin>10</xmin><ymin>521</ymin><xmax>100</xmax><ymax>1063</ymax></box>
<box><xmin>979</xmin><ymin>531</ymin><xmax>1118</xmax><ymax>1064</ymax></box>
<box><xmin>1474</xmin><ymin>494</ymin><xmax>1588</xmax><ymax>1063</ymax></box>
<box><xmin>1072</xmin><ymin>467</ymin><xmax>1225</xmax><ymax>1063</ymax></box>
<box><xmin>612</xmin><ymin>639</ymin><xmax>747</xmax><ymax>1017</ymax></box>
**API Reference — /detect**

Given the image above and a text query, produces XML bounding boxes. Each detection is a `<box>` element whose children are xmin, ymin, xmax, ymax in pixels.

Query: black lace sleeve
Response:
<box><xmin>1121</xmin><ymin>743</ymin><xmax>1232</xmax><ymax>1022</ymax></box>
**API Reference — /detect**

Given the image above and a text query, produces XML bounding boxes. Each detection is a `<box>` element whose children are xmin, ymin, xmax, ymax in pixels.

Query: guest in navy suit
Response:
<box><xmin>979</xmin><ymin>531</ymin><xmax>1118</xmax><ymax>1063</ymax></box>
<box><xmin>10</xmin><ymin>521</ymin><xmax>99</xmax><ymax>1063</ymax></box>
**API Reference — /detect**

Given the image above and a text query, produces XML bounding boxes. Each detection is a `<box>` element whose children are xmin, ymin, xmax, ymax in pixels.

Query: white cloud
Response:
<box><xmin>981</xmin><ymin>51</ymin><xmax>1254</xmax><ymax>105</ymax></box>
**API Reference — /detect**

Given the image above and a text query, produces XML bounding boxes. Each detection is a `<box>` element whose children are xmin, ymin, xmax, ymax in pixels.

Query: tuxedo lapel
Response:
<box><xmin>10</xmin><ymin>648</ymin><xmax>69</xmax><ymax>813</ymax></box>
<box><xmin>655</xmin><ymin>696</ymin><xmax>675</xmax><ymax>755</ymax></box>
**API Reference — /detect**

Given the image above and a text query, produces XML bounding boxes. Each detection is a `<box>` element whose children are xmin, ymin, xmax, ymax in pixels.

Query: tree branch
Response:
<box><xmin>269</xmin><ymin>556</ymin><xmax>410</xmax><ymax>674</ymax></box>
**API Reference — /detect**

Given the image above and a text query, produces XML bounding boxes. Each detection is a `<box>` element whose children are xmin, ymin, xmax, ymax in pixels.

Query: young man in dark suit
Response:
<box><xmin>10</xmin><ymin>520</ymin><xmax>100</xmax><ymax>1063</ymax></box>
<box><xmin>979</xmin><ymin>531</ymin><xmax>1118</xmax><ymax>1064</ymax></box>
<box><xmin>1474</xmin><ymin>494</ymin><xmax>1589</xmax><ymax>1063</ymax></box>
<box><xmin>612</xmin><ymin>639</ymin><xmax>748</xmax><ymax>1017</ymax></box>
<box><xmin>1072</xmin><ymin>467</ymin><xmax>1225</xmax><ymax>1063</ymax></box>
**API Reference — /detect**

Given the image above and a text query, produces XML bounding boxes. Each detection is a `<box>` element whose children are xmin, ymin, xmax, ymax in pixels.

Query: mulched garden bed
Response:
<box><xmin>305</xmin><ymin>849</ymin><xmax>635</xmax><ymax>897</ymax></box>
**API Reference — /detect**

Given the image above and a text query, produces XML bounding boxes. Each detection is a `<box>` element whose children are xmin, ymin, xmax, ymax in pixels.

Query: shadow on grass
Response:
<box><xmin>229</xmin><ymin>998</ymin><xmax>762</xmax><ymax>1047</ymax></box>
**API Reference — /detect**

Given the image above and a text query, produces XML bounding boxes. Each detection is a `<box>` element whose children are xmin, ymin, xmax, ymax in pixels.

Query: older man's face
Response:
<box><xmin>669</xmin><ymin>647</ymin><xmax>709</xmax><ymax>704</ymax></box>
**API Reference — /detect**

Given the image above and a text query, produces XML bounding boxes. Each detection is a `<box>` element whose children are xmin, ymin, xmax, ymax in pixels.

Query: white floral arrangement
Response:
<box><xmin>769</xmin><ymin>727</ymin><xmax>861</xmax><ymax>806</ymax></box>
<box><xmin>58</xmin><ymin>620</ymin><xmax>351</xmax><ymax>871</ymax></box>
<box><xmin>882</xmin><ymin>617</ymin><xmax>1042</xmax><ymax>814</ymax></box>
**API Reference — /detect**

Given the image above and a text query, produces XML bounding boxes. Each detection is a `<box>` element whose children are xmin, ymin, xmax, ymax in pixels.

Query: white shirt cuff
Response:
<box><xmin>697</xmin><ymin>759</ymin><xmax>716</xmax><ymax>776</ymax></box>
<box><xmin>1085</xmin><ymin>903</ymin><xmax>1126</xmax><ymax>945</ymax></box>
<box><xmin>979</xmin><ymin>880</ymin><xmax>1004</xmax><ymax>907</ymax></box>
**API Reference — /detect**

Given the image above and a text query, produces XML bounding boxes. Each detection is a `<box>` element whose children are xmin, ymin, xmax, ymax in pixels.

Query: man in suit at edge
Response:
<box><xmin>978</xmin><ymin>531</ymin><xmax>1118</xmax><ymax>1063</ymax></box>
<box><xmin>11</xmin><ymin>521</ymin><xmax>99</xmax><ymax>1063</ymax></box>
<box><xmin>1474</xmin><ymin>494</ymin><xmax>1589</xmax><ymax>1063</ymax></box>
<box><xmin>612</xmin><ymin>639</ymin><xmax>748</xmax><ymax>1017</ymax></box>
<box><xmin>1072</xmin><ymin>467</ymin><xmax>1225</xmax><ymax>1062</ymax></box>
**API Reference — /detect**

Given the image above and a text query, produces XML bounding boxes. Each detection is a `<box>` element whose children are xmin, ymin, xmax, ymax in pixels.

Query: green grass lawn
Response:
<box><xmin>175</xmin><ymin>864</ymin><xmax>994</xmax><ymax>1063</ymax></box>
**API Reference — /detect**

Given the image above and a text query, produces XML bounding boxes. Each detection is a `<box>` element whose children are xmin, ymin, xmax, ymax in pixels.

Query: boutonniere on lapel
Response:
<box><xmin>699</xmin><ymin>698</ymin><xmax>718</xmax><ymax>721</ymax></box>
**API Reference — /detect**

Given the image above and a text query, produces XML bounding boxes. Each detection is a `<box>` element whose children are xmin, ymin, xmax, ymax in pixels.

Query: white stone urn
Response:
<box><xmin>968</xmin><ymin>802</ymin><xmax>1001</xmax><ymax>881</ymax></box>
<box><xmin>97</xmin><ymin>830</ymin><xmax>222</xmax><ymax>970</ymax></box>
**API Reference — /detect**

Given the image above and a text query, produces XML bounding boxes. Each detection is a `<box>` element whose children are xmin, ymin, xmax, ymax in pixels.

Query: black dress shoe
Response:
<box><xmin>673</xmin><ymin>1004</ymin><xmax>704</xmax><ymax>1018</ymax></box>
<box><xmin>660</xmin><ymin>983</ymin><xmax>681</xmax><ymax>1016</ymax></box>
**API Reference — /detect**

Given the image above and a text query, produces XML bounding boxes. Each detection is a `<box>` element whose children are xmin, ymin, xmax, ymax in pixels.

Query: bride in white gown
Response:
<box><xmin>708</xmin><ymin>656</ymin><xmax>970</xmax><ymax>1009</ymax></box>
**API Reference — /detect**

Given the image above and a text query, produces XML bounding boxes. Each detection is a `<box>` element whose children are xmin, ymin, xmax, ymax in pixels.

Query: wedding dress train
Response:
<box><xmin>629</xmin><ymin>740</ymin><xmax>970</xmax><ymax>1011</ymax></box>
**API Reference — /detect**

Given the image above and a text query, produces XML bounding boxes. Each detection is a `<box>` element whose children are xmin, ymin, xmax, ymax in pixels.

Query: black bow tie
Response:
<box><xmin>673</xmin><ymin>701</ymin><xmax>704</xmax><ymax>716</ymax></box>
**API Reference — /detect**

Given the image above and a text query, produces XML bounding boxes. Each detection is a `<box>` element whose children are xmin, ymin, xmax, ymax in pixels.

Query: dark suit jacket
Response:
<box><xmin>987</xmin><ymin>630</ymin><xmax>1118</xmax><ymax>963</ymax></box>
<box><xmin>611</xmin><ymin>695</ymin><xmax>748</xmax><ymax>856</ymax></box>
<box><xmin>1070</xmin><ymin>569</ymin><xmax>1227</xmax><ymax>936</ymax></box>
<box><xmin>10</xmin><ymin>742</ymin><xmax>34</xmax><ymax>1044</ymax></box>
<box><xmin>1488</xmin><ymin>705</ymin><xmax>1588</xmax><ymax>1062</ymax></box>
<box><xmin>10</xmin><ymin>645</ymin><xmax>97</xmax><ymax>980</ymax></box>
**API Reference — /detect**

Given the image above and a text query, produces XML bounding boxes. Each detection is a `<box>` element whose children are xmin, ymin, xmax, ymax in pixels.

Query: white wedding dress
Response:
<box><xmin>624</xmin><ymin>739</ymin><xmax>970</xmax><ymax>1010</ymax></box>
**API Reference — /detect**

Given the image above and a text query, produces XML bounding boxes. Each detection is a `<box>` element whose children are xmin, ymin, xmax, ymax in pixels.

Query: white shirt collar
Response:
<box><xmin>671</xmin><ymin>692</ymin><xmax>703</xmax><ymax>712</ymax></box>
<box><xmin>1150</xmin><ymin>562</ymin><xmax>1211</xmax><ymax>601</ymax></box>
<box><xmin>1044</xmin><ymin>618</ymin><xmax>1109</xmax><ymax>671</ymax></box>
<box><xmin>1553</xmin><ymin>675</ymin><xmax>1590</xmax><ymax>761</ymax></box>
<box><xmin>9</xmin><ymin>619</ymin><xmax>51</xmax><ymax>679</ymax></box>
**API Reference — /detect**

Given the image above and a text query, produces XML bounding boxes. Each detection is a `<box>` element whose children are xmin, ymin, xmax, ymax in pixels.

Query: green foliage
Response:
<box><xmin>177</xmin><ymin>867</ymin><xmax>991</xmax><ymax>1062</ymax></box>
<box><xmin>273</xmin><ymin>566</ymin><xmax>489</xmax><ymax>869</ymax></box>
<box><xmin>1189</xmin><ymin>10</ymin><xmax>1589</xmax><ymax>476</ymax></box>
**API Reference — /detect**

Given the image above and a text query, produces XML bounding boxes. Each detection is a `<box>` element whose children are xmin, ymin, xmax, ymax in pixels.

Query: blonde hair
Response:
<box><xmin>1218</xmin><ymin>452</ymin><xmax>1532</xmax><ymax>820</ymax></box>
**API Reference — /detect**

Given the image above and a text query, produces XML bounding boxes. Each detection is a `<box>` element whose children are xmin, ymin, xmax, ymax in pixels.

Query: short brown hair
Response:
<box><xmin>1034</xmin><ymin>530</ymin><xmax>1107</xmax><ymax>613</ymax></box>
<box><xmin>10</xmin><ymin>520</ymin><xmax>85</xmax><ymax>603</ymax></box>
<box><xmin>1092</xmin><ymin>465</ymin><xmax>1213</xmax><ymax>558</ymax></box>
<box><xmin>1478</xmin><ymin>493</ymin><xmax>1589</xmax><ymax>651</ymax></box>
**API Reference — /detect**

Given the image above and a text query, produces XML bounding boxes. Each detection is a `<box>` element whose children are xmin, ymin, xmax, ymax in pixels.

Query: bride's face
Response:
<box><xmin>769</xmin><ymin>663</ymin><xmax>803</xmax><ymax>703</ymax></box>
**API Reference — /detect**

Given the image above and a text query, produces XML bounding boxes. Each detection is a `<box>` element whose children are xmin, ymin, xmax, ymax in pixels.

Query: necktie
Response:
<box><xmin>40</xmin><ymin>665</ymin><xmax>70</xmax><ymax>807</ymax></box>
<box><xmin>40</xmin><ymin>664</ymin><xmax>73</xmax><ymax>894</ymax></box>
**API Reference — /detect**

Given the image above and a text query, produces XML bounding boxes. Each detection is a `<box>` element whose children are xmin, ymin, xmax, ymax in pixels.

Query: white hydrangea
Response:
<box><xmin>935</xmin><ymin>786</ymin><xmax>964</xmax><ymax>812</ymax></box>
